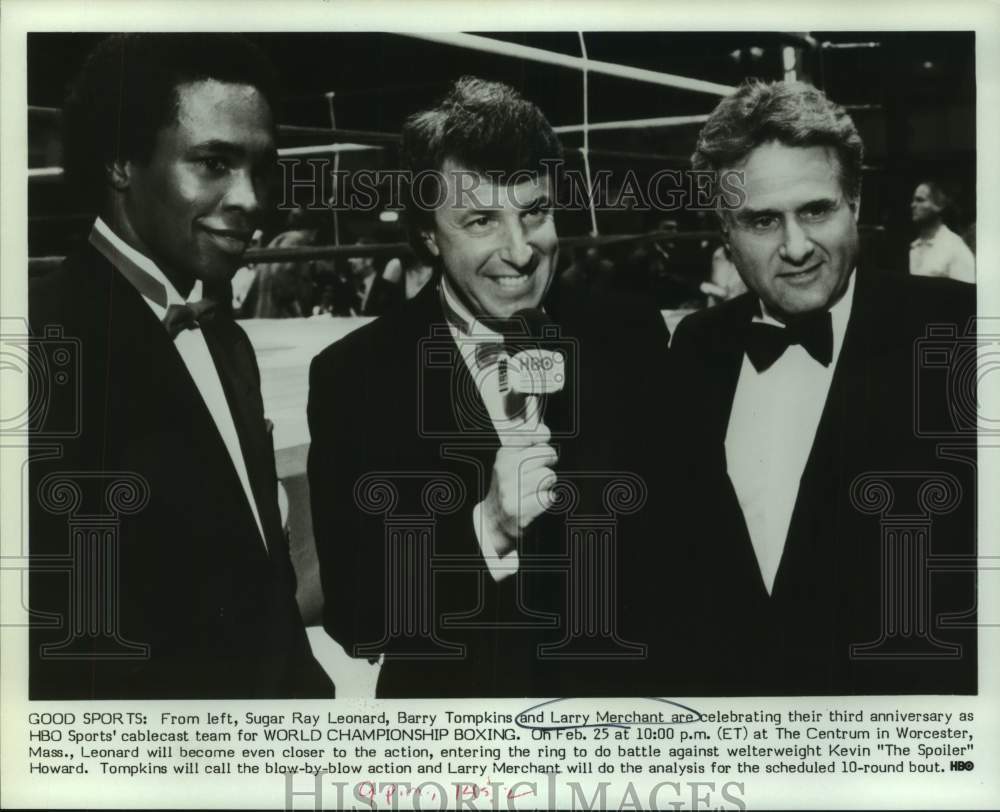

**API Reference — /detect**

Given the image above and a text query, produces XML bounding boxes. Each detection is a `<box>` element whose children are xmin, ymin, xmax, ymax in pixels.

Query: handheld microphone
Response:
<box><xmin>506</xmin><ymin>308</ymin><xmax>564</xmax><ymax>431</ymax></box>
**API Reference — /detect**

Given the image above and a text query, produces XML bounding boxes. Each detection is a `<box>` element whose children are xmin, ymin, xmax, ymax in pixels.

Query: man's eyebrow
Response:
<box><xmin>734</xmin><ymin>206</ymin><xmax>780</xmax><ymax>222</ymax></box>
<box><xmin>797</xmin><ymin>196</ymin><xmax>838</xmax><ymax>209</ymax></box>
<box><xmin>735</xmin><ymin>197</ymin><xmax>838</xmax><ymax>221</ymax></box>
<box><xmin>189</xmin><ymin>139</ymin><xmax>245</xmax><ymax>155</ymax></box>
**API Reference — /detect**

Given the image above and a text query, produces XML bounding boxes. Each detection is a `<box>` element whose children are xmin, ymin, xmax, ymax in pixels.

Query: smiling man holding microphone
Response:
<box><xmin>308</xmin><ymin>76</ymin><xmax>671</xmax><ymax>698</ymax></box>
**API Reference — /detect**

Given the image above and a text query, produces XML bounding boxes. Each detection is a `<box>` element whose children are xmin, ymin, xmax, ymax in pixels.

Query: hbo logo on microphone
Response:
<box><xmin>416</xmin><ymin>320</ymin><xmax>579</xmax><ymax>440</ymax></box>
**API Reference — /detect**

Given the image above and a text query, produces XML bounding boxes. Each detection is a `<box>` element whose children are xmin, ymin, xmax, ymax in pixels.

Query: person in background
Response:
<box><xmin>254</xmin><ymin>205</ymin><xmax>331</xmax><ymax>317</ymax></box>
<box><xmin>231</xmin><ymin>228</ymin><xmax>263</xmax><ymax>317</ymax></box>
<box><xmin>909</xmin><ymin>180</ymin><xmax>975</xmax><ymax>284</ymax></box>
<box><xmin>343</xmin><ymin>236</ymin><xmax>403</xmax><ymax>316</ymax></box>
<box><xmin>701</xmin><ymin>243</ymin><xmax>748</xmax><ymax>305</ymax></box>
<box><xmin>384</xmin><ymin>255</ymin><xmax>435</xmax><ymax>301</ymax></box>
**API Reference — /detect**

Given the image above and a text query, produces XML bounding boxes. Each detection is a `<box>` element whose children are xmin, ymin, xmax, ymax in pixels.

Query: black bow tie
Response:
<box><xmin>163</xmin><ymin>299</ymin><xmax>217</xmax><ymax>339</ymax></box>
<box><xmin>746</xmin><ymin>311</ymin><xmax>834</xmax><ymax>372</ymax></box>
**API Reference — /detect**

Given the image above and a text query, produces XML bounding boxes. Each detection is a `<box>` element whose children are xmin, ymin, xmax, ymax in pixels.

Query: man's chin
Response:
<box><xmin>772</xmin><ymin>292</ymin><xmax>837</xmax><ymax>320</ymax></box>
<box><xmin>196</xmin><ymin>261</ymin><xmax>242</xmax><ymax>286</ymax></box>
<box><xmin>484</xmin><ymin>296</ymin><xmax>544</xmax><ymax>320</ymax></box>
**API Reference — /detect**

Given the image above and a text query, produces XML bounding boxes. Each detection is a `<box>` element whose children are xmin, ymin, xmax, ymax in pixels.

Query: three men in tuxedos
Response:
<box><xmin>29</xmin><ymin>34</ymin><xmax>333</xmax><ymax>698</ymax></box>
<box><xmin>671</xmin><ymin>80</ymin><xmax>976</xmax><ymax>695</ymax></box>
<box><xmin>308</xmin><ymin>77</ymin><xmax>670</xmax><ymax>697</ymax></box>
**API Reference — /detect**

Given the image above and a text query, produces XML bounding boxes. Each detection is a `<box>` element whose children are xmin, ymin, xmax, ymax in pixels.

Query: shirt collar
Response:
<box><xmin>911</xmin><ymin>223</ymin><xmax>950</xmax><ymax>248</ymax></box>
<box><xmin>440</xmin><ymin>275</ymin><xmax>505</xmax><ymax>342</ymax></box>
<box><xmin>829</xmin><ymin>270</ymin><xmax>855</xmax><ymax>350</ymax></box>
<box><xmin>90</xmin><ymin>217</ymin><xmax>202</xmax><ymax>315</ymax></box>
<box><xmin>357</xmin><ymin>272</ymin><xmax>376</xmax><ymax>303</ymax></box>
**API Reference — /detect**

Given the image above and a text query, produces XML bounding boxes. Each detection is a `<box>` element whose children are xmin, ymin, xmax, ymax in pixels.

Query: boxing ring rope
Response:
<box><xmin>27</xmin><ymin>109</ymin><xmax>713</xmax><ymax>176</ymax></box>
<box><xmin>29</xmin><ymin>225</ymin><xmax>888</xmax><ymax>275</ymax></box>
<box><xmin>403</xmin><ymin>32</ymin><xmax>736</xmax><ymax>96</ymax></box>
<box><xmin>244</xmin><ymin>230</ymin><xmax>721</xmax><ymax>263</ymax></box>
<box><xmin>26</xmin><ymin>141</ymin><xmax>382</xmax><ymax>184</ymax></box>
<box><xmin>273</xmin><ymin>143</ymin><xmax>382</xmax><ymax>156</ymax></box>
<box><xmin>554</xmin><ymin>114</ymin><xmax>710</xmax><ymax>134</ymax></box>
<box><xmin>26</xmin><ymin>139</ymin><xmax>705</xmax><ymax>182</ymax></box>
<box><xmin>27</xmin><ymin>230</ymin><xmax>742</xmax><ymax>275</ymax></box>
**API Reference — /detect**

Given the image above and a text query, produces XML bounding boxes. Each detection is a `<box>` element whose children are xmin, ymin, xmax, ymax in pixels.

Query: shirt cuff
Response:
<box><xmin>472</xmin><ymin>501</ymin><xmax>520</xmax><ymax>582</ymax></box>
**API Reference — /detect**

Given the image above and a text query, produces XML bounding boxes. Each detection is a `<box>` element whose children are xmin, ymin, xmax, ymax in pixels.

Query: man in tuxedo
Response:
<box><xmin>671</xmin><ymin>80</ymin><xmax>976</xmax><ymax>694</ymax></box>
<box><xmin>29</xmin><ymin>34</ymin><xmax>334</xmax><ymax>698</ymax></box>
<box><xmin>308</xmin><ymin>77</ymin><xmax>670</xmax><ymax>697</ymax></box>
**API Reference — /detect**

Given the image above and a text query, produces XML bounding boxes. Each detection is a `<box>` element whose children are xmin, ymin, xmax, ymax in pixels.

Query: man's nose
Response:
<box><xmin>779</xmin><ymin>218</ymin><xmax>815</xmax><ymax>264</ymax></box>
<box><xmin>225</xmin><ymin>169</ymin><xmax>263</xmax><ymax>215</ymax></box>
<box><xmin>500</xmin><ymin>219</ymin><xmax>534</xmax><ymax>269</ymax></box>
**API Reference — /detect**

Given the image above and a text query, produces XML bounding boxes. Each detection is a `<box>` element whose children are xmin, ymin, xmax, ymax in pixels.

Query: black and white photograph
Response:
<box><xmin>1</xmin><ymin>2</ymin><xmax>997</xmax><ymax>809</ymax></box>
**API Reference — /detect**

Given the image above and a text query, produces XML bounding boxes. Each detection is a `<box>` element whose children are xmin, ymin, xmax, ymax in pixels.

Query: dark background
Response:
<box><xmin>27</xmin><ymin>31</ymin><xmax>976</xmax><ymax>291</ymax></box>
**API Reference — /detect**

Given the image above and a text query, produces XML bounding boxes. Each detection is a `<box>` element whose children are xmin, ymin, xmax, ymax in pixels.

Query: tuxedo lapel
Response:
<box><xmin>694</xmin><ymin>296</ymin><xmax>761</xmax><ymax>593</ymax></box>
<box><xmin>409</xmin><ymin>283</ymin><xmax>500</xmax><ymax>448</ymax></box>
<box><xmin>201</xmin><ymin>321</ymin><xmax>285</xmax><ymax>553</ymax></box>
<box><xmin>700</xmin><ymin>294</ymin><xmax>757</xmax><ymax>442</ymax></box>
<box><xmin>86</xmin><ymin>247</ymin><xmax>271</xmax><ymax>564</ymax></box>
<box><xmin>714</xmin><ymin>295</ymin><xmax>757</xmax><ymax>434</ymax></box>
<box><xmin>768</xmin><ymin>270</ymin><xmax>876</xmax><ymax>598</ymax></box>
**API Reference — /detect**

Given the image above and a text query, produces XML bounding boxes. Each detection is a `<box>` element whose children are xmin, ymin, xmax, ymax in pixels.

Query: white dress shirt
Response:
<box><xmin>353</xmin><ymin>272</ymin><xmax>376</xmax><ymax>315</ymax></box>
<box><xmin>441</xmin><ymin>278</ymin><xmax>533</xmax><ymax>583</ymax></box>
<box><xmin>724</xmin><ymin>272</ymin><xmax>856</xmax><ymax>594</ymax></box>
<box><xmin>910</xmin><ymin>224</ymin><xmax>976</xmax><ymax>284</ymax></box>
<box><xmin>91</xmin><ymin>218</ymin><xmax>268</xmax><ymax>551</ymax></box>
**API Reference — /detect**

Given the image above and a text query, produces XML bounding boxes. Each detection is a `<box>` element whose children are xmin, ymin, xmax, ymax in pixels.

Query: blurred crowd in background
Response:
<box><xmin>233</xmin><ymin>177</ymin><xmax>975</xmax><ymax>321</ymax></box>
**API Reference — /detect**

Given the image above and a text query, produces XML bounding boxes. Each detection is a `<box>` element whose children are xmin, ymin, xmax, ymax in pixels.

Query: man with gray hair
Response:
<box><xmin>671</xmin><ymin>80</ymin><xmax>975</xmax><ymax>695</ymax></box>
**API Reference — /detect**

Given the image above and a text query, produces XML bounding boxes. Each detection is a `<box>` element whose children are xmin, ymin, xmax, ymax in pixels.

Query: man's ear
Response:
<box><xmin>421</xmin><ymin>229</ymin><xmax>440</xmax><ymax>258</ymax></box>
<box><xmin>107</xmin><ymin>159</ymin><xmax>131</xmax><ymax>192</ymax></box>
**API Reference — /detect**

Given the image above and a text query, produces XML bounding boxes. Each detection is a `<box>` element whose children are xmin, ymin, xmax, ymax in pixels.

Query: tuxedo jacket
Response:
<box><xmin>28</xmin><ymin>244</ymin><xmax>334</xmax><ymax>699</ymax></box>
<box><xmin>308</xmin><ymin>280</ymin><xmax>673</xmax><ymax>697</ymax></box>
<box><xmin>361</xmin><ymin>274</ymin><xmax>404</xmax><ymax>317</ymax></box>
<box><xmin>669</xmin><ymin>268</ymin><xmax>977</xmax><ymax>695</ymax></box>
